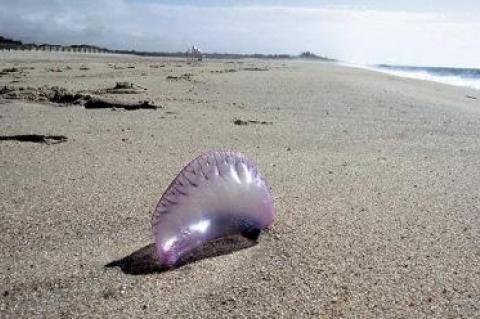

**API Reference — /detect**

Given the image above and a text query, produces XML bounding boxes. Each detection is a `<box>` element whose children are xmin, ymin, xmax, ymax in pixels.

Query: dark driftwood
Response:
<box><xmin>0</xmin><ymin>134</ymin><xmax>67</xmax><ymax>144</ymax></box>
<box><xmin>84</xmin><ymin>97</ymin><xmax>158</xmax><ymax>110</ymax></box>
<box><xmin>233</xmin><ymin>118</ymin><xmax>273</xmax><ymax>126</ymax></box>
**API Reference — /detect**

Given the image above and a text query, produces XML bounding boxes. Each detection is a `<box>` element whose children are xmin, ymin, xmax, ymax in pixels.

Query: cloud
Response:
<box><xmin>0</xmin><ymin>0</ymin><xmax>479</xmax><ymax>67</ymax></box>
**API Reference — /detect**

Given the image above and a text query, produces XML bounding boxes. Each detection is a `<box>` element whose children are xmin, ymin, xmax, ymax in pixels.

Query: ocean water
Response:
<box><xmin>371</xmin><ymin>64</ymin><xmax>480</xmax><ymax>90</ymax></box>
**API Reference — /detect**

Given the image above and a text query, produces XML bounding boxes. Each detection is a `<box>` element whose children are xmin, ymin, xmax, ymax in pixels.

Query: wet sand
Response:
<box><xmin>1</xmin><ymin>51</ymin><xmax>479</xmax><ymax>318</ymax></box>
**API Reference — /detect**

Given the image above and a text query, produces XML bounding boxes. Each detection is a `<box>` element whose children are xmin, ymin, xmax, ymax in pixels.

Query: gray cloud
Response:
<box><xmin>1</xmin><ymin>0</ymin><xmax>479</xmax><ymax>67</ymax></box>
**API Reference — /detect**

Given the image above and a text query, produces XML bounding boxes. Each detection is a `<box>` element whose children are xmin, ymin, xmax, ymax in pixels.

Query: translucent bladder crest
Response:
<box><xmin>152</xmin><ymin>150</ymin><xmax>275</xmax><ymax>268</ymax></box>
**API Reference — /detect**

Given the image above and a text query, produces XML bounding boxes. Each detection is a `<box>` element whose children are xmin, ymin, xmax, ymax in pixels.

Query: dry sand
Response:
<box><xmin>1</xmin><ymin>51</ymin><xmax>479</xmax><ymax>318</ymax></box>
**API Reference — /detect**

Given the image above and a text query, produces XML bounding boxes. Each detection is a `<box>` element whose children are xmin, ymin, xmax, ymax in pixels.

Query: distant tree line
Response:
<box><xmin>0</xmin><ymin>35</ymin><xmax>336</xmax><ymax>61</ymax></box>
<box><xmin>299</xmin><ymin>51</ymin><xmax>336</xmax><ymax>61</ymax></box>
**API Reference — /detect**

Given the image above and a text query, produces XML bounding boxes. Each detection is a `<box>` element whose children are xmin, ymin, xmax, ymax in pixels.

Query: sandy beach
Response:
<box><xmin>1</xmin><ymin>51</ymin><xmax>479</xmax><ymax>318</ymax></box>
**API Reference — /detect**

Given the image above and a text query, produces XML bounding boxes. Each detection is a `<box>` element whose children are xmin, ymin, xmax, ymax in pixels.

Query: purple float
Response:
<box><xmin>152</xmin><ymin>150</ymin><xmax>275</xmax><ymax>268</ymax></box>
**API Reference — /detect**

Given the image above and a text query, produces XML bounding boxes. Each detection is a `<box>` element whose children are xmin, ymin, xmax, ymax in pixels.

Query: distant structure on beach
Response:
<box><xmin>186</xmin><ymin>45</ymin><xmax>203</xmax><ymax>62</ymax></box>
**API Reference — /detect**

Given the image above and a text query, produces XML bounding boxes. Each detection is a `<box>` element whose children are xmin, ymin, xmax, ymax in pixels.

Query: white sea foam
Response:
<box><xmin>341</xmin><ymin>62</ymin><xmax>480</xmax><ymax>90</ymax></box>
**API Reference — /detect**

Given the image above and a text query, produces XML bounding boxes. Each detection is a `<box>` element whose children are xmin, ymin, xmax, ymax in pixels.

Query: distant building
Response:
<box><xmin>187</xmin><ymin>45</ymin><xmax>202</xmax><ymax>62</ymax></box>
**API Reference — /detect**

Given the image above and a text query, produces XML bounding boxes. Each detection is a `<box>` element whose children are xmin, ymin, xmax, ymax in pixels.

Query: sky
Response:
<box><xmin>1</xmin><ymin>0</ymin><xmax>479</xmax><ymax>67</ymax></box>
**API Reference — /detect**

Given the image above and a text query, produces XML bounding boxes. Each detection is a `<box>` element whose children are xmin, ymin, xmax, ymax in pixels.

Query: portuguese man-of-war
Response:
<box><xmin>152</xmin><ymin>150</ymin><xmax>275</xmax><ymax>268</ymax></box>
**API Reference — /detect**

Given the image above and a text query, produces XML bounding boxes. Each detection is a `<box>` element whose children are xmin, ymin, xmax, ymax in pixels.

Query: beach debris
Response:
<box><xmin>93</xmin><ymin>82</ymin><xmax>148</xmax><ymax>94</ymax></box>
<box><xmin>211</xmin><ymin>69</ymin><xmax>237</xmax><ymax>74</ymax></box>
<box><xmin>152</xmin><ymin>151</ymin><xmax>275</xmax><ymax>269</ymax></box>
<box><xmin>2</xmin><ymin>67</ymin><xmax>20</xmax><ymax>73</ymax></box>
<box><xmin>48</xmin><ymin>87</ymin><xmax>84</xmax><ymax>103</ymax></box>
<box><xmin>1</xmin><ymin>85</ymin><xmax>82</xmax><ymax>103</ymax></box>
<box><xmin>79</xmin><ymin>66</ymin><xmax>90</xmax><ymax>71</ymax></box>
<box><xmin>0</xmin><ymin>85</ymin><xmax>15</xmax><ymax>94</ymax></box>
<box><xmin>167</xmin><ymin>73</ymin><xmax>193</xmax><ymax>81</ymax></box>
<box><xmin>233</xmin><ymin>118</ymin><xmax>273</xmax><ymax>126</ymax></box>
<box><xmin>0</xmin><ymin>85</ymin><xmax>158</xmax><ymax>110</ymax></box>
<box><xmin>0</xmin><ymin>69</ymin><xmax>17</xmax><ymax>76</ymax></box>
<box><xmin>0</xmin><ymin>85</ymin><xmax>82</xmax><ymax>103</ymax></box>
<box><xmin>243</xmin><ymin>67</ymin><xmax>269</xmax><ymax>71</ymax></box>
<box><xmin>114</xmin><ymin>82</ymin><xmax>134</xmax><ymax>89</ymax></box>
<box><xmin>0</xmin><ymin>134</ymin><xmax>67</xmax><ymax>145</ymax></box>
<box><xmin>1</xmin><ymin>67</ymin><xmax>20</xmax><ymax>73</ymax></box>
<box><xmin>233</xmin><ymin>119</ymin><xmax>249</xmax><ymax>125</ymax></box>
<box><xmin>466</xmin><ymin>95</ymin><xmax>477</xmax><ymax>100</ymax></box>
<box><xmin>84</xmin><ymin>97</ymin><xmax>158</xmax><ymax>110</ymax></box>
